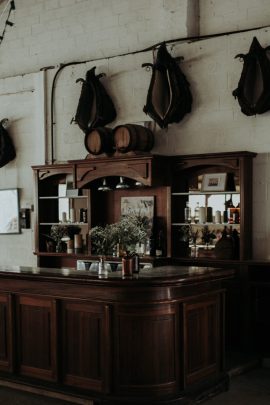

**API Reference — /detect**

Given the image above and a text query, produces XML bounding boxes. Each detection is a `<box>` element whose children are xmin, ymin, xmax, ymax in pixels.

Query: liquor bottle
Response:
<box><xmin>233</xmin><ymin>202</ymin><xmax>240</xmax><ymax>224</ymax></box>
<box><xmin>155</xmin><ymin>230</ymin><xmax>164</xmax><ymax>257</ymax></box>
<box><xmin>122</xmin><ymin>252</ymin><xmax>133</xmax><ymax>278</ymax></box>
<box><xmin>206</xmin><ymin>206</ymin><xmax>213</xmax><ymax>222</ymax></box>
<box><xmin>133</xmin><ymin>253</ymin><xmax>140</xmax><ymax>273</ymax></box>
<box><xmin>199</xmin><ymin>206</ymin><xmax>206</xmax><ymax>223</ymax></box>
<box><xmin>194</xmin><ymin>202</ymin><xmax>200</xmax><ymax>223</ymax></box>
<box><xmin>227</xmin><ymin>198</ymin><xmax>235</xmax><ymax>224</ymax></box>
<box><xmin>223</xmin><ymin>198</ymin><xmax>233</xmax><ymax>223</ymax></box>
<box><xmin>145</xmin><ymin>237</ymin><xmax>151</xmax><ymax>256</ymax></box>
<box><xmin>149</xmin><ymin>229</ymin><xmax>155</xmax><ymax>256</ymax></box>
<box><xmin>98</xmin><ymin>256</ymin><xmax>107</xmax><ymax>278</ymax></box>
<box><xmin>184</xmin><ymin>201</ymin><xmax>191</xmax><ymax>223</ymax></box>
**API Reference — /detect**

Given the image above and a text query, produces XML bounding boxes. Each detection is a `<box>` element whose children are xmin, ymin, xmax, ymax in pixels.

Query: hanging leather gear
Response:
<box><xmin>73</xmin><ymin>66</ymin><xmax>117</xmax><ymax>133</ymax></box>
<box><xmin>0</xmin><ymin>119</ymin><xmax>16</xmax><ymax>168</ymax></box>
<box><xmin>142</xmin><ymin>43</ymin><xmax>192</xmax><ymax>128</ymax></box>
<box><xmin>233</xmin><ymin>37</ymin><xmax>270</xmax><ymax>116</ymax></box>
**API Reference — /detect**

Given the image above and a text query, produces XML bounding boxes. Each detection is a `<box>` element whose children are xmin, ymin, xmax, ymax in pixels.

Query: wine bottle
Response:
<box><xmin>184</xmin><ymin>201</ymin><xmax>191</xmax><ymax>223</ymax></box>
<box><xmin>194</xmin><ymin>202</ymin><xmax>200</xmax><ymax>223</ymax></box>
<box><xmin>155</xmin><ymin>230</ymin><xmax>164</xmax><ymax>257</ymax></box>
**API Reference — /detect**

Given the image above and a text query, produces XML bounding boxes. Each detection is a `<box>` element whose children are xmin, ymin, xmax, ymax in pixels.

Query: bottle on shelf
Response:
<box><xmin>184</xmin><ymin>201</ymin><xmax>191</xmax><ymax>223</ymax></box>
<box><xmin>227</xmin><ymin>198</ymin><xmax>235</xmax><ymax>224</ymax></box>
<box><xmin>132</xmin><ymin>253</ymin><xmax>140</xmax><ymax>273</ymax></box>
<box><xmin>145</xmin><ymin>237</ymin><xmax>151</xmax><ymax>256</ymax></box>
<box><xmin>149</xmin><ymin>230</ymin><xmax>155</xmax><ymax>256</ymax></box>
<box><xmin>155</xmin><ymin>230</ymin><xmax>164</xmax><ymax>257</ymax></box>
<box><xmin>231</xmin><ymin>228</ymin><xmax>240</xmax><ymax>259</ymax></box>
<box><xmin>194</xmin><ymin>202</ymin><xmax>200</xmax><ymax>223</ymax></box>
<box><xmin>122</xmin><ymin>251</ymin><xmax>133</xmax><ymax>278</ymax></box>
<box><xmin>206</xmin><ymin>206</ymin><xmax>213</xmax><ymax>222</ymax></box>
<box><xmin>69</xmin><ymin>208</ymin><xmax>75</xmax><ymax>223</ymax></box>
<box><xmin>199</xmin><ymin>206</ymin><xmax>206</xmax><ymax>224</ymax></box>
<box><xmin>98</xmin><ymin>256</ymin><xmax>107</xmax><ymax>278</ymax></box>
<box><xmin>215</xmin><ymin>210</ymin><xmax>222</xmax><ymax>224</ymax></box>
<box><xmin>233</xmin><ymin>203</ymin><xmax>240</xmax><ymax>224</ymax></box>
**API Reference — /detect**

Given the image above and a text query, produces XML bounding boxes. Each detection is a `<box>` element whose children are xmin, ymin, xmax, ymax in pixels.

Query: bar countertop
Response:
<box><xmin>0</xmin><ymin>264</ymin><xmax>235</xmax><ymax>286</ymax></box>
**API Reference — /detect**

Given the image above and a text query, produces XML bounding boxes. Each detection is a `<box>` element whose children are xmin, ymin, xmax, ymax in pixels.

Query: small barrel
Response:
<box><xmin>84</xmin><ymin>127</ymin><xmax>114</xmax><ymax>155</ymax></box>
<box><xmin>113</xmin><ymin>124</ymin><xmax>154</xmax><ymax>153</ymax></box>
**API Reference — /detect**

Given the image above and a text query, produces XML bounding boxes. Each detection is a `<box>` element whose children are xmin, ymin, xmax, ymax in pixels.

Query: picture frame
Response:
<box><xmin>0</xmin><ymin>188</ymin><xmax>20</xmax><ymax>234</ymax></box>
<box><xmin>201</xmin><ymin>173</ymin><xmax>227</xmax><ymax>192</ymax></box>
<box><xmin>120</xmin><ymin>196</ymin><xmax>155</xmax><ymax>234</ymax></box>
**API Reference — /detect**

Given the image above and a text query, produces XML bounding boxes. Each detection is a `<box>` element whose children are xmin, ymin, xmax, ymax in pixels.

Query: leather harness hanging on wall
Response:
<box><xmin>142</xmin><ymin>43</ymin><xmax>192</xmax><ymax>128</ymax></box>
<box><xmin>0</xmin><ymin>119</ymin><xmax>16</xmax><ymax>168</ymax></box>
<box><xmin>233</xmin><ymin>36</ymin><xmax>270</xmax><ymax>116</ymax></box>
<box><xmin>73</xmin><ymin>66</ymin><xmax>117</xmax><ymax>133</ymax></box>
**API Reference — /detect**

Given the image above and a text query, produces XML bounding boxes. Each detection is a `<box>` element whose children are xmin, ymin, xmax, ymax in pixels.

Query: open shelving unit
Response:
<box><xmin>170</xmin><ymin>151</ymin><xmax>256</xmax><ymax>262</ymax></box>
<box><xmin>32</xmin><ymin>151</ymin><xmax>256</xmax><ymax>269</ymax></box>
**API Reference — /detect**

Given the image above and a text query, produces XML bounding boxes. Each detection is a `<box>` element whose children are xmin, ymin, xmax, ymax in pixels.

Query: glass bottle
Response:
<box><xmin>227</xmin><ymin>198</ymin><xmax>235</xmax><ymax>224</ymax></box>
<box><xmin>234</xmin><ymin>202</ymin><xmax>240</xmax><ymax>224</ymax></box>
<box><xmin>122</xmin><ymin>252</ymin><xmax>133</xmax><ymax>278</ymax></box>
<box><xmin>155</xmin><ymin>230</ymin><xmax>164</xmax><ymax>257</ymax></box>
<box><xmin>98</xmin><ymin>256</ymin><xmax>107</xmax><ymax>278</ymax></box>
<box><xmin>184</xmin><ymin>201</ymin><xmax>191</xmax><ymax>223</ymax></box>
<box><xmin>194</xmin><ymin>202</ymin><xmax>200</xmax><ymax>223</ymax></box>
<box><xmin>145</xmin><ymin>237</ymin><xmax>151</xmax><ymax>255</ymax></box>
<box><xmin>133</xmin><ymin>253</ymin><xmax>140</xmax><ymax>274</ymax></box>
<box><xmin>224</xmin><ymin>198</ymin><xmax>232</xmax><ymax>223</ymax></box>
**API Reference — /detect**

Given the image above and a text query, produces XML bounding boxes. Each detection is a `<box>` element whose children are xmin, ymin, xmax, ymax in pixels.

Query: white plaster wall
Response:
<box><xmin>0</xmin><ymin>0</ymin><xmax>270</xmax><ymax>264</ymax></box>
<box><xmin>200</xmin><ymin>0</ymin><xmax>270</xmax><ymax>35</ymax></box>
<box><xmin>0</xmin><ymin>72</ymin><xmax>45</xmax><ymax>266</ymax></box>
<box><xmin>0</xmin><ymin>0</ymin><xmax>191</xmax><ymax>79</ymax></box>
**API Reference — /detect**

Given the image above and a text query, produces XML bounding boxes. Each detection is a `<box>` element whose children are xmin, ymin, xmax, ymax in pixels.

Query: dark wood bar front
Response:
<box><xmin>0</xmin><ymin>265</ymin><xmax>234</xmax><ymax>404</ymax></box>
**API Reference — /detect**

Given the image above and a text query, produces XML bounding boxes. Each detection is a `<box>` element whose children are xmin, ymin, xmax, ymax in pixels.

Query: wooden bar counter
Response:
<box><xmin>0</xmin><ymin>265</ymin><xmax>235</xmax><ymax>404</ymax></box>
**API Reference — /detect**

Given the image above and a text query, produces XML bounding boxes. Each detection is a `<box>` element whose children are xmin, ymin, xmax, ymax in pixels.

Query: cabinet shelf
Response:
<box><xmin>172</xmin><ymin>191</ymin><xmax>240</xmax><ymax>196</ymax></box>
<box><xmin>39</xmin><ymin>222</ymin><xmax>88</xmax><ymax>226</ymax></box>
<box><xmin>171</xmin><ymin>222</ymin><xmax>240</xmax><ymax>227</ymax></box>
<box><xmin>39</xmin><ymin>196</ymin><xmax>87</xmax><ymax>200</ymax></box>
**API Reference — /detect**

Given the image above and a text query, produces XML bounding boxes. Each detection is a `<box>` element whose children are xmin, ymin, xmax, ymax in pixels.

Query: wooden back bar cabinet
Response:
<box><xmin>32</xmin><ymin>151</ymin><xmax>256</xmax><ymax>268</ymax></box>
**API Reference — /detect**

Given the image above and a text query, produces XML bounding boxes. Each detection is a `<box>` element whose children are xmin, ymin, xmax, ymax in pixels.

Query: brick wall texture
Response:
<box><xmin>0</xmin><ymin>0</ymin><xmax>269</xmax><ymax>264</ymax></box>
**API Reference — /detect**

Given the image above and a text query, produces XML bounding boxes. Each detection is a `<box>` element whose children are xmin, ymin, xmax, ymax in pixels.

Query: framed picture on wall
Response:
<box><xmin>201</xmin><ymin>173</ymin><xmax>227</xmax><ymax>192</ymax></box>
<box><xmin>120</xmin><ymin>196</ymin><xmax>155</xmax><ymax>234</ymax></box>
<box><xmin>0</xmin><ymin>189</ymin><xmax>20</xmax><ymax>234</ymax></box>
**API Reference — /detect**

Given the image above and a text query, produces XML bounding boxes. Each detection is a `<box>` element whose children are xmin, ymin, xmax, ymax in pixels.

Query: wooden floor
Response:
<box><xmin>203</xmin><ymin>366</ymin><xmax>270</xmax><ymax>404</ymax></box>
<box><xmin>0</xmin><ymin>353</ymin><xmax>267</xmax><ymax>405</ymax></box>
<box><xmin>0</xmin><ymin>380</ymin><xmax>93</xmax><ymax>405</ymax></box>
<box><xmin>0</xmin><ymin>367</ymin><xmax>269</xmax><ymax>404</ymax></box>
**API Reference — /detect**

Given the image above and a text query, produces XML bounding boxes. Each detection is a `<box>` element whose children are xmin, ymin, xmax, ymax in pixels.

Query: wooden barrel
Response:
<box><xmin>113</xmin><ymin>124</ymin><xmax>154</xmax><ymax>153</ymax></box>
<box><xmin>84</xmin><ymin>127</ymin><xmax>114</xmax><ymax>155</ymax></box>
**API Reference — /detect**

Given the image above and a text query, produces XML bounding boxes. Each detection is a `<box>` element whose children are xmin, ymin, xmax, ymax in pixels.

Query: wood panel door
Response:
<box><xmin>114</xmin><ymin>303</ymin><xmax>179</xmax><ymax>397</ymax></box>
<box><xmin>0</xmin><ymin>293</ymin><xmax>13</xmax><ymax>372</ymax></box>
<box><xmin>183</xmin><ymin>293</ymin><xmax>223</xmax><ymax>386</ymax></box>
<box><xmin>16</xmin><ymin>295</ymin><xmax>58</xmax><ymax>381</ymax></box>
<box><xmin>61</xmin><ymin>301</ymin><xmax>111</xmax><ymax>393</ymax></box>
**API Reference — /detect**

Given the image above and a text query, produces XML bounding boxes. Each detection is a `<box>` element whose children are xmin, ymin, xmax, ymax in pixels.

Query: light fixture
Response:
<box><xmin>98</xmin><ymin>178</ymin><xmax>112</xmax><ymax>191</ymax></box>
<box><xmin>134</xmin><ymin>181</ymin><xmax>144</xmax><ymax>187</ymax></box>
<box><xmin>116</xmin><ymin>176</ymin><xmax>129</xmax><ymax>189</ymax></box>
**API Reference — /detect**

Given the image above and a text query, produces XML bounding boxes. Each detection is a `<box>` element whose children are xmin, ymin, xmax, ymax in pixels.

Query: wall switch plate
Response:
<box><xmin>20</xmin><ymin>208</ymin><xmax>31</xmax><ymax>229</ymax></box>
